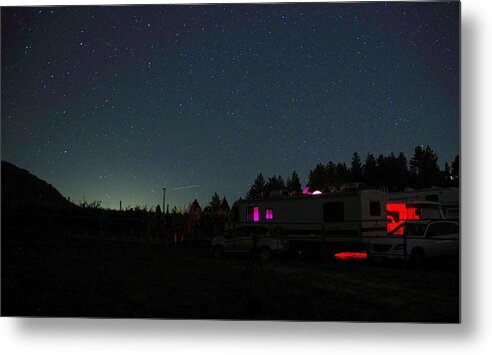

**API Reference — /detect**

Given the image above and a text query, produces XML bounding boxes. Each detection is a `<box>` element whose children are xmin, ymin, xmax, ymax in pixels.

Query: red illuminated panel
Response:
<box><xmin>386</xmin><ymin>203</ymin><xmax>405</xmax><ymax>234</ymax></box>
<box><xmin>406</xmin><ymin>207</ymin><xmax>420</xmax><ymax>221</ymax></box>
<box><xmin>334</xmin><ymin>252</ymin><xmax>367</xmax><ymax>260</ymax></box>
<box><xmin>386</xmin><ymin>203</ymin><xmax>421</xmax><ymax>234</ymax></box>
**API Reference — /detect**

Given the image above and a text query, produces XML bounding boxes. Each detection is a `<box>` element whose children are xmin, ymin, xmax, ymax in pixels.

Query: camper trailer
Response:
<box><xmin>385</xmin><ymin>200</ymin><xmax>444</xmax><ymax>235</ymax></box>
<box><xmin>227</xmin><ymin>185</ymin><xmax>387</xmax><ymax>252</ymax></box>
<box><xmin>388</xmin><ymin>187</ymin><xmax>459</xmax><ymax>219</ymax></box>
<box><xmin>225</xmin><ymin>183</ymin><xmax>451</xmax><ymax>255</ymax></box>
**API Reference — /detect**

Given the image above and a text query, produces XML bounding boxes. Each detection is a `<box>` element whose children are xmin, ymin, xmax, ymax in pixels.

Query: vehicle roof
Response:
<box><xmin>233</xmin><ymin>189</ymin><xmax>384</xmax><ymax>205</ymax></box>
<box><xmin>387</xmin><ymin>200</ymin><xmax>443</xmax><ymax>205</ymax></box>
<box><xmin>404</xmin><ymin>220</ymin><xmax>458</xmax><ymax>226</ymax></box>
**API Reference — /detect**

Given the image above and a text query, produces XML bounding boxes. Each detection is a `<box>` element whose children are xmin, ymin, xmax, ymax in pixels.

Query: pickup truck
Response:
<box><xmin>367</xmin><ymin>220</ymin><xmax>459</xmax><ymax>265</ymax></box>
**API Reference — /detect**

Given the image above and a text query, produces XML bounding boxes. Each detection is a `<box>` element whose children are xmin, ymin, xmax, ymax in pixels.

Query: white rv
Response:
<box><xmin>227</xmin><ymin>185</ymin><xmax>387</xmax><ymax>253</ymax></box>
<box><xmin>388</xmin><ymin>187</ymin><xmax>459</xmax><ymax>219</ymax></box>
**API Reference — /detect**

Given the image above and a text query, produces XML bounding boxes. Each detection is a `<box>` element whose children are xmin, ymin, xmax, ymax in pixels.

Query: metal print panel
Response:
<box><xmin>1</xmin><ymin>1</ymin><xmax>460</xmax><ymax>322</ymax></box>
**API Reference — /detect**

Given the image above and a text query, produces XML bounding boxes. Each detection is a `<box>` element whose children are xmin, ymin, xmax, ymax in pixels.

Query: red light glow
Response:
<box><xmin>386</xmin><ymin>203</ymin><xmax>421</xmax><ymax>234</ymax></box>
<box><xmin>334</xmin><ymin>251</ymin><xmax>367</xmax><ymax>260</ymax></box>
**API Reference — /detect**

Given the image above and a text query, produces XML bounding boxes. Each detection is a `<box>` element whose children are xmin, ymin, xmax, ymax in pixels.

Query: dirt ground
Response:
<box><xmin>1</xmin><ymin>235</ymin><xmax>459</xmax><ymax>322</ymax></box>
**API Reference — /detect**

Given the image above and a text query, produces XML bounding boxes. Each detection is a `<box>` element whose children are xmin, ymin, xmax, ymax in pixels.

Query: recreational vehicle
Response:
<box><xmin>388</xmin><ymin>187</ymin><xmax>459</xmax><ymax>219</ymax></box>
<box><xmin>227</xmin><ymin>185</ymin><xmax>387</xmax><ymax>253</ymax></box>
<box><xmin>385</xmin><ymin>200</ymin><xmax>444</xmax><ymax>235</ymax></box>
<box><xmin>225</xmin><ymin>184</ymin><xmax>449</xmax><ymax>255</ymax></box>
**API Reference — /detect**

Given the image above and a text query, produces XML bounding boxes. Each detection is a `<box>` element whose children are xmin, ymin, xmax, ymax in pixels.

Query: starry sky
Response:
<box><xmin>1</xmin><ymin>2</ymin><xmax>459</xmax><ymax>210</ymax></box>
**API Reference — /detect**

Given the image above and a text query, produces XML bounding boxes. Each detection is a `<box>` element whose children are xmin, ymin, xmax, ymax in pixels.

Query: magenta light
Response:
<box><xmin>265</xmin><ymin>208</ymin><xmax>273</xmax><ymax>220</ymax></box>
<box><xmin>303</xmin><ymin>186</ymin><xmax>310</xmax><ymax>195</ymax></box>
<box><xmin>253</xmin><ymin>207</ymin><xmax>260</xmax><ymax>222</ymax></box>
<box><xmin>312</xmin><ymin>190</ymin><xmax>322</xmax><ymax>195</ymax></box>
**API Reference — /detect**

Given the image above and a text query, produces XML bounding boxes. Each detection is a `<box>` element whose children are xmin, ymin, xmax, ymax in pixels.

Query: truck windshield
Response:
<box><xmin>390</xmin><ymin>223</ymin><xmax>426</xmax><ymax>236</ymax></box>
<box><xmin>404</xmin><ymin>224</ymin><xmax>426</xmax><ymax>236</ymax></box>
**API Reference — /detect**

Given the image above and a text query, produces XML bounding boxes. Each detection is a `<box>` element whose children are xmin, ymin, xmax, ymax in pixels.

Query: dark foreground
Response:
<box><xmin>2</xmin><ymin>235</ymin><xmax>459</xmax><ymax>322</ymax></box>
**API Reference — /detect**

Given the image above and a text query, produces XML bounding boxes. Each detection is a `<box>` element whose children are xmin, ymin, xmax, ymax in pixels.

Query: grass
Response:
<box><xmin>1</xmin><ymin>234</ymin><xmax>459</xmax><ymax>322</ymax></box>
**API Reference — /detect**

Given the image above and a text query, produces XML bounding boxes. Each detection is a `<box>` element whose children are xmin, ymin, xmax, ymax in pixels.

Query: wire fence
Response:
<box><xmin>1</xmin><ymin>211</ymin><xmax>209</xmax><ymax>249</ymax></box>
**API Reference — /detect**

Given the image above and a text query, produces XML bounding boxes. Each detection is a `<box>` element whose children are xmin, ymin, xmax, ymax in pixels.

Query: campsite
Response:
<box><xmin>2</xmin><ymin>230</ymin><xmax>459</xmax><ymax>322</ymax></box>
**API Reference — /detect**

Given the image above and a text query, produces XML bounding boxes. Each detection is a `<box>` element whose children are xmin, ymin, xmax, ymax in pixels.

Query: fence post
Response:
<box><xmin>403</xmin><ymin>228</ymin><xmax>408</xmax><ymax>269</ymax></box>
<box><xmin>322</xmin><ymin>223</ymin><xmax>327</xmax><ymax>266</ymax></box>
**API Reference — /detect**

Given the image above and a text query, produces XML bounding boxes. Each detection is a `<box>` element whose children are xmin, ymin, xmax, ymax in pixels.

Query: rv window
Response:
<box><xmin>265</xmin><ymin>208</ymin><xmax>274</xmax><ymax>220</ymax></box>
<box><xmin>323</xmin><ymin>202</ymin><xmax>344</xmax><ymax>222</ymax></box>
<box><xmin>434</xmin><ymin>222</ymin><xmax>459</xmax><ymax>235</ymax></box>
<box><xmin>246</xmin><ymin>206</ymin><xmax>260</xmax><ymax>222</ymax></box>
<box><xmin>369</xmin><ymin>201</ymin><xmax>381</xmax><ymax>216</ymax></box>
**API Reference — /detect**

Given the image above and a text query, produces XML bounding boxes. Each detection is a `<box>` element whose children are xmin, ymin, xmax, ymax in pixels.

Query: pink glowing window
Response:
<box><xmin>247</xmin><ymin>206</ymin><xmax>260</xmax><ymax>222</ymax></box>
<box><xmin>265</xmin><ymin>208</ymin><xmax>273</xmax><ymax>220</ymax></box>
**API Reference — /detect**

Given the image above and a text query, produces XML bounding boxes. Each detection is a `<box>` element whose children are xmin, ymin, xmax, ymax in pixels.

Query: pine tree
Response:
<box><xmin>325</xmin><ymin>161</ymin><xmax>337</xmax><ymax>189</ymax></box>
<box><xmin>350</xmin><ymin>152</ymin><xmax>363</xmax><ymax>183</ymax></box>
<box><xmin>187</xmin><ymin>199</ymin><xmax>202</xmax><ymax>223</ymax></box>
<box><xmin>264</xmin><ymin>175</ymin><xmax>286</xmax><ymax>196</ymax></box>
<box><xmin>335</xmin><ymin>162</ymin><xmax>349</xmax><ymax>186</ymax></box>
<box><xmin>307</xmin><ymin>163</ymin><xmax>326</xmax><ymax>191</ymax></box>
<box><xmin>442</xmin><ymin>162</ymin><xmax>451</xmax><ymax>187</ymax></box>
<box><xmin>220</xmin><ymin>197</ymin><xmax>230</xmax><ymax>211</ymax></box>
<box><xmin>285</xmin><ymin>170</ymin><xmax>302</xmax><ymax>193</ymax></box>
<box><xmin>395</xmin><ymin>152</ymin><xmax>409</xmax><ymax>191</ymax></box>
<box><xmin>209</xmin><ymin>192</ymin><xmax>221</xmax><ymax>212</ymax></box>
<box><xmin>363</xmin><ymin>153</ymin><xmax>377</xmax><ymax>187</ymax></box>
<box><xmin>246</xmin><ymin>173</ymin><xmax>266</xmax><ymax>199</ymax></box>
<box><xmin>451</xmin><ymin>154</ymin><xmax>459</xmax><ymax>181</ymax></box>
<box><xmin>410</xmin><ymin>145</ymin><xmax>441</xmax><ymax>188</ymax></box>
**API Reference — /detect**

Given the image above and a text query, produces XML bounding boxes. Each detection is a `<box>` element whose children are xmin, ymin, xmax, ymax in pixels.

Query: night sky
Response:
<box><xmin>1</xmin><ymin>2</ymin><xmax>459</xmax><ymax>210</ymax></box>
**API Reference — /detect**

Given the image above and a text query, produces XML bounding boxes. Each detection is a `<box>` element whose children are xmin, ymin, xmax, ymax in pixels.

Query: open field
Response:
<box><xmin>2</xmin><ymin>234</ymin><xmax>459</xmax><ymax>322</ymax></box>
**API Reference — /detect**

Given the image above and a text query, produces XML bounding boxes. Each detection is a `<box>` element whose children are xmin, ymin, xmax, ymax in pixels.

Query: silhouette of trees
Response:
<box><xmin>246</xmin><ymin>173</ymin><xmax>266</xmax><ymax>199</ymax></box>
<box><xmin>335</xmin><ymin>163</ymin><xmax>349</xmax><ymax>186</ymax></box>
<box><xmin>350</xmin><ymin>152</ymin><xmax>363</xmax><ymax>182</ymax></box>
<box><xmin>395</xmin><ymin>152</ymin><xmax>410</xmax><ymax>191</ymax></box>
<box><xmin>246</xmin><ymin>173</ymin><xmax>289</xmax><ymax>198</ymax></box>
<box><xmin>451</xmin><ymin>154</ymin><xmax>459</xmax><ymax>186</ymax></box>
<box><xmin>363</xmin><ymin>153</ymin><xmax>377</xmax><ymax>187</ymax></box>
<box><xmin>286</xmin><ymin>170</ymin><xmax>302</xmax><ymax>194</ymax></box>
<box><xmin>188</xmin><ymin>199</ymin><xmax>202</xmax><ymax>215</ymax></box>
<box><xmin>307</xmin><ymin>163</ymin><xmax>326</xmax><ymax>191</ymax></box>
<box><xmin>265</xmin><ymin>175</ymin><xmax>286</xmax><ymax>194</ymax></box>
<box><xmin>220</xmin><ymin>197</ymin><xmax>230</xmax><ymax>212</ymax></box>
<box><xmin>409</xmin><ymin>145</ymin><xmax>441</xmax><ymax>188</ymax></box>
<box><xmin>247</xmin><ymin>145</ymin><xmax>458</xmax><ymax>197</ymax></box>
<box><xmin>324</xmin><ymin>161</ymin><xmax>337</xmax><ymax>190</ymax></box>
<box><xmin>209</xmin><ymin>192</ymin><xmax>221</xmax><ymax>212</ymax></box>
<box><xmin>200</xmin><ymin>194</ymin><xmax>231</xmax><ymax>238</ymax></box>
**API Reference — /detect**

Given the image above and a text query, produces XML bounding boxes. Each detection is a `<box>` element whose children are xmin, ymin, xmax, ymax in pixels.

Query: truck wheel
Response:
<box><xmin>258</xmin><ymin>246</ymin><xmax>272</xmax><ymax>262</ymax></box>
<box><xmin>212</xmin><ymin>245</ymin><xmax>224</xmax><ymax>258</ymax></box>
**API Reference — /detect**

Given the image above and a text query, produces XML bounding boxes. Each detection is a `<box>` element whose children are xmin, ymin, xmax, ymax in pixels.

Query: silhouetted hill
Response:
<box><xmin>1</xmin><ymin>161</ymin><xmax>76</xmax><ymax>212</ymax></box>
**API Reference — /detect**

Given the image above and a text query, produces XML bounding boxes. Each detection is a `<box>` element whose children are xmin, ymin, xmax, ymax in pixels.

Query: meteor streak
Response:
<box><xmin>173</xmin><ymin>185</ymin><xmax>200</xmax><ymax>191</ymax></box>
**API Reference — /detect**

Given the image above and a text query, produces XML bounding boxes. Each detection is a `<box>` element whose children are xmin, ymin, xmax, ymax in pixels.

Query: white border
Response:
<box><xmin>2</xmin><ymin>0</ymin><xmax>491</xmax><ymax>354</ymax></box>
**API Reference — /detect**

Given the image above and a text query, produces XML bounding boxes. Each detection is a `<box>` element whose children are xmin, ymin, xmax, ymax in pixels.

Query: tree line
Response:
<box><xmin>246</xmin><ymin>145</ymin><xmax>459</xmax><ymax>199</ymax></box>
